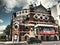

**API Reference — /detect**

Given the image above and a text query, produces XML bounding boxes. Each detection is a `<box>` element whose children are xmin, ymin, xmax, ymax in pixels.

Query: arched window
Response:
<box><xmin>20</xmin><ymin>11</ymin><xmax>21</xmax><ymax>14</ymax></box>
<box><xmin>25</xmin><ymin>10</ymin><xmax>27</xmax><ymax>13</ymax></box>
<box><xmin>24</xmin><ymin>26</ymin><xmax>28</xmax><ymax>31</ymax></box>
<box><xmin>33</xmin><ymin>15</ymin><xmax>39</xmax><ymax>20</ymax></box>
<box><xmin>22</xmin><ymin>10</ymin><xmax>24</xmax><ymax>13</ymax></box>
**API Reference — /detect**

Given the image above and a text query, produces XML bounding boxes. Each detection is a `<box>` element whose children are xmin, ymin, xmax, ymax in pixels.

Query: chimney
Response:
<box><xmin>47</xmin><ymin>8</ymin><xmax>51</xmax><ymax>15</ymax></box>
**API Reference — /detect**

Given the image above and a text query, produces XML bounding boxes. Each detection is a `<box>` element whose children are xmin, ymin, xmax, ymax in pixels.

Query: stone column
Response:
<box><xmin>44</xmin><ymin>35</ymin><xmax>46</xmax><ymax>40</ymax></box>
<box><xmin>56</xmin><ymin>35</ymin><xmax>59</xmax><ymax>40</ymax></box>
<box><xmin>17</xmin><ymin>35</ymin><xmax>19</xmax><ymax>42</ymax></box>
<box><xmin>21</xmin><ymin>36</ymin><xmax>24</xmax><ymax>41</ymax></box>
<box><xmin>38</xmin><ymin>35</ymin><xmax>41</xmax><ymax>40</ymax></box>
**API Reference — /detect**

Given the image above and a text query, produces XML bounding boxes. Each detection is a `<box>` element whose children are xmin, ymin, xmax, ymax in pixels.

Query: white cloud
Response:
<box><xmin>4</xmin><ymin>0</ymin><xmax>17</xmax><ymax>12</ymax></box>
<box><xmin>27</xmin><ymin>0</ymin><xmax>34</xmax><ymax>5</ymax></box>
<box><xmin>41</xmin><ymin>0</ymin><xmax>58</xmax><ymax>8</ymax></box>
<box><xmin>3</xmin><ymin>0</ymin><xmax>28</xmax><ymax>13</ymax></box>
<box><xmin>25</xmin><ymin>0</ymin><xmax>58</xmax><ymax>8</ymax></box>
<box><xmin>32</xmin><ymin>0</ymin><xmax>58</xmax><ymax>8</ymax></box>
<box><xmin>0</xmin><ymin>25</ymin><xmax>6</xmax><ymax>30</ymax></box>
<box><xmin>0</xmin><ymin>19</ymin><xmax>4</xmax><ymax>24</ymax></box>
<box><xmin>0</xmin><ymin>0</ymin><xmax>58</xmax><ymax>13</ymax></box>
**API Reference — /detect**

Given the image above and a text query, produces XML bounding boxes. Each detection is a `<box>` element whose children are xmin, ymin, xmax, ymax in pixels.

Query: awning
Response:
<box><xmin>35</xmin><ymin>24</ymin><xmax>58</xmax><ymax>27</ymax></box>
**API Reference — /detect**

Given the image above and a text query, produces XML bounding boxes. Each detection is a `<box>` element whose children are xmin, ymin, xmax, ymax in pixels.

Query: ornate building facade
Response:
<box><xmin>11</xmin><ymin>3</ymin><xmax>59</xmax><ymax>42</ymax></box>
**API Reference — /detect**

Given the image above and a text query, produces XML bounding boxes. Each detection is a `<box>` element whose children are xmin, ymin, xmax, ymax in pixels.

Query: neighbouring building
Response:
<box><xmin>11</xmin><ymin>3</ymin><xmax>59</xmax><ymax>42</ymax></box>
<box><xmin>51</xmin><ymin>1</ymin><xmax>60</xmax><ymax>26</ymax></box>
<box><xmin>51</xmin><ymin>1</ymin><xmax>60</xmax><ymax>39</ymax></box>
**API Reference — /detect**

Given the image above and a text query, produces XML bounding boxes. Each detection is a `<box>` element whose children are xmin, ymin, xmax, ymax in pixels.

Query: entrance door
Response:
<box><xmin>41</xmin><ymin>36</ymin><xmax>44</xmax><ymax>41</ymax></box>
<box><xmin>25</xmin><ymin>36</ymin><xmax>29</xmax><ymax>41</ymax></box>
<box><xmin>46</xmin><ymin>36</ymin><xmax>49</xmax><ymax>41</ymax></box>
<box><xmin>14</xmin><ymin>34</ymin><xmax>19</xmax><ymax>42</ymax></box>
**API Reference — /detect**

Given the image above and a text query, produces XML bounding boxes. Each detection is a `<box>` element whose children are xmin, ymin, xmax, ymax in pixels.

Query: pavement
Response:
<box><xmin>0</xmin><ymin>41</ymin><xmax>60</xmax><ymax>45</ymax></box>
<box><xmin>0</xmin><ymin>41</ymin><xmax>27</xmax><ymax>45</ymax></box>
<box><xmin>0</xmin><ymin>41</ymin><xmax>27</xmax><ymax>44</ymax></box>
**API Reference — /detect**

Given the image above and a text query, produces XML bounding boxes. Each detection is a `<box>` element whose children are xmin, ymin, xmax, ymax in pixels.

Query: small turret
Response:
<box><xmin>13</xmin><ymin>13</ymin><xmax>16</xmax><ymax>18</ymax></box>
<box><xmin>29</xmin><ymin>4</ymin><xmax>34</xmax><ymax>12</ymax></box>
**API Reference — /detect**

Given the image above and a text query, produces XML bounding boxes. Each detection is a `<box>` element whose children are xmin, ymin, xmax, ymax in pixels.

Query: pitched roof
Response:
<box><xmin>35</xmin><ymin>4</ymin><xmax>47</xmax><ymax>11</ymax></box>
<box><xmin>34</xmin><ymin>4</ymin><xmax>49</xmax><ymax>14</ymax></box>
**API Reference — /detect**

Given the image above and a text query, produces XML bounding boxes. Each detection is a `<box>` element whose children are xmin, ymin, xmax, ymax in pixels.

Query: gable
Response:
<box><xmin>34</xmin><ymin>4</ymin><xmax>49</xmax><ymax>14</ymax></box>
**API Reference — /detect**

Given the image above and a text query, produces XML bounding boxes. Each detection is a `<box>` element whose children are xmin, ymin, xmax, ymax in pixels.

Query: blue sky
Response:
<box><xmin>0</xmin><ymin>6</ymin><xmax>22</xmax><ymax>31</ymax></box>
<box><xmin>0</xmin><ymin>12</ymin><xmax>12</xmax><ymax>25</ymax></box>
<box><xmin>0</xmin><ymin>0</ymin><xmax>58</xmax><ymax>31</ymax></box>
<box><xmin>0</xmin><ymin>7</ymin><xmax>21</xmax><ymax>25</ymax></box>
<box><xmin>0</xmin><ymin>7</ymin><xmax>12</xmax><ymax>31</ymax></box>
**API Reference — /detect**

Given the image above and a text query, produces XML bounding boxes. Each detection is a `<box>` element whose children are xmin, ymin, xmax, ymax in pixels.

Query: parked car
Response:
<box><xmin>27</xmin><ymin>37</ymin><xmax>42</xmax><ymax>44</ymax></box>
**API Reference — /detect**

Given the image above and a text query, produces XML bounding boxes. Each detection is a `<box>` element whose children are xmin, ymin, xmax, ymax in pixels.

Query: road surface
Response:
<box><xmin>29</xmin><ymin>41</ymin><xmax>60</xmax><ymax>45</ymax></box>
<box><xmin>0</xmin><ymin>41</ymin><xmax>60</xmax><ymax>45</ymax></box>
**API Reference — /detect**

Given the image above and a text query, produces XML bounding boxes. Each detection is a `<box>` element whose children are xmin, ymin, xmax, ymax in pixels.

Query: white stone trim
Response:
<box><xmin>25</xmin><ymin>24</ymin><xmax>34</xmax><ymax>26</ymax></box>
<box><xmin>35</xmin><ymin>24</ymin><xmax>58</xmax><ymax>27</ymax></box>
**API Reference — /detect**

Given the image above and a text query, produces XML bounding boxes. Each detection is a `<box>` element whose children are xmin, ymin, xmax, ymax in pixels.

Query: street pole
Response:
<box><xmin>13</xmin><ymin>39</ymin><xmax>14</xmax><ymax>45</ymax></box>
<box><xmin>13</xmin><ymin>37</ymin><xmax>14</xmax><ymax>45</ymax></box>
